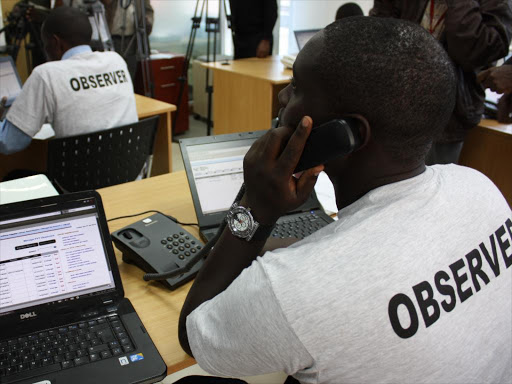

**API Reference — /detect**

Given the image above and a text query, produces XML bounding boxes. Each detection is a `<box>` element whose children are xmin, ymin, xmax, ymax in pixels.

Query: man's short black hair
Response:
<box><xmin>42</xmin><ymin>6</ymin><xmax>92</xmax><ymax>46</ymax></box>
<box><xmin>317</xmin><ymin>16</ymin><xmax>456</xmax><ymax>163</ymax></box>
<box><xmin>335</xmin><ymin>3</ymin><xmax>364</xmax><ymax>20</ymax></box>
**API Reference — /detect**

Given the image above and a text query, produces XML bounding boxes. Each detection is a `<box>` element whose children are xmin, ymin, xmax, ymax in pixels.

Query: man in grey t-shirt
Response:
<box><xmin>0</xmin><ymin>6</ymin><xmax>137</xmax><ymax>155</ymax></box>
<box><xmin>178</xmin><ymin>17</ymin><xmax>512</xmax><ymax>384</ymax></box>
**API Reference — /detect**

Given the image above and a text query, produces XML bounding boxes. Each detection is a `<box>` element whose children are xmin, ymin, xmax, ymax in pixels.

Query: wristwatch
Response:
<box><xmin>226</xmin><ymin>203</ymin><xmax>275</xmax><ymax>241</ymax></box>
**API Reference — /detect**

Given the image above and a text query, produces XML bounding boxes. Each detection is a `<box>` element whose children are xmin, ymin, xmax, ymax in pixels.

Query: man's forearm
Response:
<box><xmin>178</xmin><ymin>223</ymin><xmax>267</xmax><ymax>356</ymax></box>
<box><xmin>0</xmin><ymin>119</ymin><xmax>32</xmax><ymax>155</ymax></box>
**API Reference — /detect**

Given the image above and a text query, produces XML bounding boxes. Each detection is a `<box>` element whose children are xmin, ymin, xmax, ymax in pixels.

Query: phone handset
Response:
<box><xmin>294</xmin><ymin>118</ymin><xmax>362</xmax><ymax>173</ymax></box>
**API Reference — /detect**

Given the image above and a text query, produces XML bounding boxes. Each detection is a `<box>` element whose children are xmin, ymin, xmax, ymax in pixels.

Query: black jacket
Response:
<box><xmin>229</xmin><ymin>0</ymin><xmax>277</xmax><ymax>39</ymax></box>
<box><xmin>371</xmin><ymin>0</ymin><xmax>512</xmax><ymax>141</ymax></box>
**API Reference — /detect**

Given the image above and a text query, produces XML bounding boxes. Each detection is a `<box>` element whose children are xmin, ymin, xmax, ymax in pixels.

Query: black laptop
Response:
<box><xmin>0</xmin><ymin>191</ymin><xmax>167</xmax><ymax>384</ymax></box>
<box><xmin>179</xmin><ymin>131</ymin><xmax>334</xmax><ymax>243</ymax></box>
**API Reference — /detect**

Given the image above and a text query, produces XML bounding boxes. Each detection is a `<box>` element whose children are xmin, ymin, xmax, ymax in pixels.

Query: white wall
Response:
<box><xmin>278</xmin><ymin>0</ymin><xmax>374</xmax><ymax>55</ymax></box>
<box><xmin>149</xmin><ymin>0</ymin><xmax>374</xmax><ymax>57</ymax></box>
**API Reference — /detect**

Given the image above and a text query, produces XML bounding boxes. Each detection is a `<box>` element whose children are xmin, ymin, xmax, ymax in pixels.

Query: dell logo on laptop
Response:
<box><xmin>20</xmin><ymin>311</ymin><xmax>37</xmax><ymax>320</ymax></box>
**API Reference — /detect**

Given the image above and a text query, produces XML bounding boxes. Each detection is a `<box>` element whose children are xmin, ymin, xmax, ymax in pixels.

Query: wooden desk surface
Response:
<box><xmin>135</xmin><ymin>94</ymin><xmax>176</xmax><ymax>117</ymax></box>
<box><xmin>203</xmin><ymin>56</ymin><xmax>292</xmax><ymax>84</ymax></box>
<box><xmin>204</xmin><ymin>56</ymin><xmax>291</xmax><ymax>134</ymax></box>
<box><xmin>459</xmin><ymin>119</ymin><xmax>512</xmax><ymax>207</ymax></box>
<box><xmin>478</xmin><ymin>118</ymin><xmax>512</xmax><ymax>135</ymax></box>
<box><xmin>97</xmin><ymin>171</ymin><xmax>197</xmax><ymax>374</ymax></box>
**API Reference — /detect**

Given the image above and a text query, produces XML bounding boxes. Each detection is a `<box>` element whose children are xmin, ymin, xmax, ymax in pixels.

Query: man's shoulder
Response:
<box><xmin>65</xmin><ymin>50</ymin><xmax>121</xmax><ymax>62</ymax></box>
<box><xmin>433</xmin><ymin>163</ymin><xmax>497</xmax><ymax>187</ymax></box>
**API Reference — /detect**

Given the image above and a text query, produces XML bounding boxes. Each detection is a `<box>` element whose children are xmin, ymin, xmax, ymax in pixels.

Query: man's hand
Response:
<box><xmin>256</xmin><ymin>39</ymin><xmax>271</xmax><ymax>58</ymax></box>
<box><xmin>0</xmin><ymin>97</ymin><xmax>7</xmax><ymax>120</ymax></box>
<box><xmin>241</xmin><ymin>116</ymin><xmax>324</xmax><ymax>225</ymax></box>
<box><xmin>477</xmin><ymin>65</ymin><xmax>512</xmax><ymax>94</ymax></box>
<box><xmin>497</xmin><ymin>93</ymin><xmax>512</xmax><ymax>123</ymax></box>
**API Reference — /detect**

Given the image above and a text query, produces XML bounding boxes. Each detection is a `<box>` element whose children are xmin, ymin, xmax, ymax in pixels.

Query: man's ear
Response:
<box><xmin>345</xmin><ymin>114</ymin><xmax>371</xmax><ymax>150</ymax></box>
<box><xmin>52</xmin><ymin>34</ymin><xmax>68</xmax><ymax>59</ymax></box>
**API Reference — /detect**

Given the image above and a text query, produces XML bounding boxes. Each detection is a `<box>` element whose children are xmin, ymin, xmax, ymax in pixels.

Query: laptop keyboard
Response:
<box><xmin>271</xmin><ymin>211</ymin><xmax>330</xmax><ymax>239</ymax></box>
<box><xmin>0</xmin><ymin>314</ymin><xmax>134</xmax><ymax>381</ymax></box>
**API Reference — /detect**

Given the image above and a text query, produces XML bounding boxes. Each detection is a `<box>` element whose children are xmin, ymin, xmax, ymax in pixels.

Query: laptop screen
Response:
<box><xmin>0</xmin><ymin>56</ymin><xmax>23</xmax><ymax>105</ymax></box>
<box><xmin>0</xmin><ymin>197</ymin><xmax>117</xmax><ymax>315</ymax></box>
<box><xmin>294</xmin><ymin>29</ymin><xmax>321</xmax><ymax>51</ymax></box>
<box><xmin>180</xmin><ymin>131</ymin><xmax>266</xmax><ymax>228</ymax></box>
<box><xmin>187</xmin><ymin>140</ymin><xmax>253</xmax><ymax>215</ymax></box>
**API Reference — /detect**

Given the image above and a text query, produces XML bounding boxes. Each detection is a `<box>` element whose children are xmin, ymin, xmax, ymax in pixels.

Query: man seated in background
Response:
<box><xmin>0</xmin><ymin>6</ymin><xmax>137</xmax><ymax>155</ymax></box>
<box><xmin>335</xmin><ymin>2</ymin><xmax>364</xmax><ymax>20</ymax></box>
<box><xmin>178</xmin><ymin>17</ymin><xmax>511</xmax><ymax>384</ymax></box>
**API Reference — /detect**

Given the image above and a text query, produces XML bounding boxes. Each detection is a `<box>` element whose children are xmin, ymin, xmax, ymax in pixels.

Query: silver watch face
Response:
<box><xmin>231</xmin><ymin>211</ymin><xmax>251</xmax><ymax>232</ymax></box>
<box><xmin>227</xmin><ymin>205</ymin><xmax>258</xmax><ymax>240</ymax></box>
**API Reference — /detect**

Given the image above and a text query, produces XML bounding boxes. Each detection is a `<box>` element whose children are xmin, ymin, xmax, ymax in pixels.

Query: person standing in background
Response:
<box><xmin>229</xmin><ymin>0</ymin><xmax>277</xmax><ymax>59</ymax></box>
<box><xmin>370</xmin><ymin>0</ymin><xmax>512</xmax><ymax>165</ymax></box>
<box><xmin>56</xmin><ymin>0</ymin><xmax>154</xmax><ymax>81</ymax></box>
<box><xmin>102</xmin><ymin>0</ymin><xmax>153</xmax><ymax>81</ymax></box>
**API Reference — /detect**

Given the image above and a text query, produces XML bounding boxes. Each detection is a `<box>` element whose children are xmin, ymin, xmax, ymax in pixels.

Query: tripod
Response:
<box><xmin>117</xmin><ymin>0</ymin><xmax>153</xmax><ymax>97</ymax></box>
<box><xmin>83</xmin><ymin>0</ymin><xmax>115</xmax><ymax>52</ymax></box>
<box><xmin>174</xmin><ymin>0</ymin><xmax>232</xmax><ymax>136</ymax></box>
<box><xmin>0</xmin><ymin>1</ymin><xmax>47</xmax><ymax>73</ymax></box>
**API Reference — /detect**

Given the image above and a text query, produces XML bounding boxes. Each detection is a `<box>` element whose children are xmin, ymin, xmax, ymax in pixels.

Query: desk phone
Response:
<box><xmin>111</xmin><ymin>213</ymin><xmax>204</xmax><ymax>290</ymax></box>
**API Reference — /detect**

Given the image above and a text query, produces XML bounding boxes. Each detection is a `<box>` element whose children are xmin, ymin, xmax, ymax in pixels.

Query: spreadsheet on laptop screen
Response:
<box><xmin>187</xmin><ymin>139</ymin><xmax>256</xmax><ymax>215</ymax></box>
<box><xmin>0</xmin><ymin>205</ymin><xmax>116</xmax><ymax>314</ymax></box>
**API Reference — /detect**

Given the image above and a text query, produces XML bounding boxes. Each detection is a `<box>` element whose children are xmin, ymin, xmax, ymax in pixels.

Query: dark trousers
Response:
<box><xmin>112</xmin><ymin>35</ymin><xmax>138</xmax><ymax>82</ymax></box>
<box><xmin>232</xmin><ymin>33</ymin><xmax>273</xmax><ymax>59</ymax></box>
<box><xmin>172</xmin><ymin>375</ymin><xmax>300</xmax><ymax>384</ymax></box>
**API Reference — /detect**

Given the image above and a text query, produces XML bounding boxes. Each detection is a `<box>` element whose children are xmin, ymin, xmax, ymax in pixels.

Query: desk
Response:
<box><xmin>97</xmin><ymin>171</ymin><xmax>197</xmax><ymax>374</ymax></box>
<box><xmin>459</xmin><ymin>119</ymin><xmax>512</xmax><ymax>207</ymax></box>
<box><xmin>203</xmin><ymin>56</ymin><xmax>292</xmax><ymax>134</ymax></box>
<box><xmin>0</xmin><ymin>94</ymin><xmax>176</xmax><ymax>180</ymax></box>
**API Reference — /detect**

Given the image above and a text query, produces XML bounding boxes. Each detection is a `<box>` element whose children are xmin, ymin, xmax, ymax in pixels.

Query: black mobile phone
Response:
<box><xmin>294</xmin><ymin>118</ymin><xmax>361</xmax><ymax>173</ymax></box>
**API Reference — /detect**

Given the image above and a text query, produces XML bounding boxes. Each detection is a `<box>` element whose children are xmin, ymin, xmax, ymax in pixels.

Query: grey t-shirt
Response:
<box><xmin>187</xmin><ymin>165</ymin><xmax>512</xmax><ymax>383</ymax></box>
<box><xmin>7</xmin><ymin>50</ymin><xmax>137</xmax><ymax>138</ymax></box>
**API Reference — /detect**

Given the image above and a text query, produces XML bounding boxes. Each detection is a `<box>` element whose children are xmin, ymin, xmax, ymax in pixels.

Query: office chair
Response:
<box><xmin>47</xmin><ymin>115</ymin><xmax>160</xmax><ymax>193</ymax></box>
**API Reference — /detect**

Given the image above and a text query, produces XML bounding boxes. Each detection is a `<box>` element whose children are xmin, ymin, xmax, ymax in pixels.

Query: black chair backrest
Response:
<box><xmin>47</xmin><ymin>115</ymin><xmax>159</xmax><ymax>192</ymax></box>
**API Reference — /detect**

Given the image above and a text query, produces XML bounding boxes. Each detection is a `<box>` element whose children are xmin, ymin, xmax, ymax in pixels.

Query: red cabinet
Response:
<box><xmin>136</xmin><ymin>55</ymin><xmax>189</xmax><ymax>134</ymax></box>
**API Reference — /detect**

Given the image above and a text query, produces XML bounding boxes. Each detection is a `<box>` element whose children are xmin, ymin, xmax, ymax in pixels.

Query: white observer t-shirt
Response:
<box><xmin>187</xmin><ymin>165</ymin><xmax>512</xmax><ymax>384</ymax></box>
<box><xmin>7</xmin><ymin>46</ymin><xmax>138</xmax><ymax>138</ymax></box>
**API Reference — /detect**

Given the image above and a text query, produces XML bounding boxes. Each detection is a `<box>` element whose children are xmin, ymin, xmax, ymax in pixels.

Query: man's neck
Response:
<box><xmin>61</xmin><ymin>45</ymin><xmax>92</xmax><ymax>60</ymax></box>
<box><xmin>330</xmin><ymin>146</ymin><xmax>427</xmax><ymax>210</ymax></box>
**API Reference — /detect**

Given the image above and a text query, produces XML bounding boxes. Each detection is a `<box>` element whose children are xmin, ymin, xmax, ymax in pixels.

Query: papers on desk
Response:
<box><xmin>0</xmin><ymin>174</ymin><xmax>58</xmax><ymax>204</ymax></box>
<box><xmin>485</xmin><ymin>89</ymin><xmax>501</xmax><ymax>105</ymax></box>
<box><xmin>314</xmin><ymin>172</ymin><xmax>338</xmax><ymax>217</ymax></box>
<box><xmin>33</xmin><ymin>124</ymin><xmax>55</xmax><ymax>140</ymax></box>
<box><xmin>281</xmin><ymin>54</ymin><xmax>297</xmax><ymax>69</ymax></box>
<box><xmin>150</xmin><ymin>53</ymin><xmax>180</xmax><ymax>60</ymax></box>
